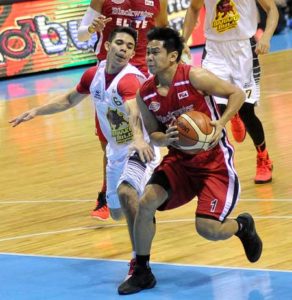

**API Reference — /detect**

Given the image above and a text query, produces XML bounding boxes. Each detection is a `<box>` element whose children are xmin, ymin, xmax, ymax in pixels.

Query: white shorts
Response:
<box><xmin>106</xmin><ymin>147</ymin><xmax>160</xmax><ymax>209</ymax></box>
<box><xmin>202</xmin><ymin>38</ymin><xmax>260</xmax><ymax>105</ymax></box>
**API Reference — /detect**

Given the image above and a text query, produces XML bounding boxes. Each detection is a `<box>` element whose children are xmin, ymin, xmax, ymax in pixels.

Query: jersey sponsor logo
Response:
<box><xmin>212</xmin><ymin>0</ymin><xmax>240</xmax><ymax>33</ymax></box>
<box><xmin>107</xmin><ymin>108</ymin><xmax>133</xmax><ymax>144</ymax></box>
<box><xmin>178</xmin><ymin>90</ymin><xmax>189</xmax><ymax>100</ymax></box>
<box><xmin>94</xmin><ymin>89</ymin><xmax>102</xmax><ymax>99</ymax></box>
<box><xmin>116</xmin><ymin>17</ymin><xmax>148</xmax><ymax>29</ymax></box>
<box><xmin>145</xmin><ymin>0</ymin><xmax>154</xmax><ymax>6</ymax></box>
<box><xmin>156</xmin><ymin>104</ymin><xmax>194</xmax><ymax>124</ymax></box>
<box><xmin>111</xmin><ymin>0</ymin><xmax>125</xmax><ymax>4</ymax></box>
<box><xmin>112</xmin><ymin>8</ymin><xmax>154</xmax><ymax>18</ymax></box>
<box><xmin>149</xmin><ymin>101</ymin><xmax>160</xmax><ymax>112</ymax></box>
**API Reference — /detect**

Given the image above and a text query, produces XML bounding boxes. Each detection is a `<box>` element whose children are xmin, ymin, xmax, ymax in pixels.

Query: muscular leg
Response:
<box><xmin>220</xmin><ymin>102</ymin><xmax>266</xmax><ymax>149</ymax></box>
<box><xmin>238</xmin><ymin>103</ymin><xmax>265</xmax><ymax>148</ymax></box>
<box><xmin>117</xmin><ymin>182</ymin><xmax>139</xmax><ymax>250</ymax></box>
<box><xmin>196</xmin><ymin>217</ymin><xmax>238</xmax><ymax>241</ymax></box>
<box><xmin>134</xmin><ymin>184</ymin><xmax>168</xmax><ymax>255</ymax></box>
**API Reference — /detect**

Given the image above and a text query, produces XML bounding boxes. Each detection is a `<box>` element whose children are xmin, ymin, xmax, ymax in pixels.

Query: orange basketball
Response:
<box><xmin>176</xmin><ymin>110</ymin><xmax>215</xmax><ymax>154</ymax></box>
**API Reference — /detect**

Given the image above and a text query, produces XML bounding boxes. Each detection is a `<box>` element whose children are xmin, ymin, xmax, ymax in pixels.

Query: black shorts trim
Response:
<box><xmin>147</xmin><ymin>170</ymin><xmax>171</xmax><ymax>195</ymax></box>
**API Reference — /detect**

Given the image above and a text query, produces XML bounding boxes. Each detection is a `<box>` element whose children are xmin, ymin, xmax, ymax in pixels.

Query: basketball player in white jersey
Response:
<box><xmin>183</xmin><ymin>0</ymin><xmax>279</xmax><ymax>184</ymax></box>
<box><xmin>77</xmin><ymin>0</ymin><xmax>168</xmax><ymax>220</ymax></box>
<box><xmin>10</xmin><ymin>26</ymin><xmax>160</xmax><ymax>279</ymax></box>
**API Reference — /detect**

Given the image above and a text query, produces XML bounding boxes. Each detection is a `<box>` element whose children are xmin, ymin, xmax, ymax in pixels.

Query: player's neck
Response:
<box><xmin>105</xmin><ymin>62</ymin><xmax>126</xmax><ymax>75</ymax></box>
<box><xmin>156</xmin><ymin>63</ymin><xmax>178</xmax><ymax>88</ymax></box>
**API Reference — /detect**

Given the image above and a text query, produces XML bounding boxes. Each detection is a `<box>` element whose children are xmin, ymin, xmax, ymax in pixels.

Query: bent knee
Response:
<box><xmin>117</xmin><ymin>183</ymin><xmax>138</xmax><ymax>207</ymax></box>
<box><xmin>195</xmin><ymin>217</ymin><xmax>222</xmax><ymax>241</ymax></box>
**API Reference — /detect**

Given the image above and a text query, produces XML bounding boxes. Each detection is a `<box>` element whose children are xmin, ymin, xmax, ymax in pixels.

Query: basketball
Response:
<box><xmin>175</xmin><ymin>110</ymin><xmax>215</xmax><ymax>154</ymax></box>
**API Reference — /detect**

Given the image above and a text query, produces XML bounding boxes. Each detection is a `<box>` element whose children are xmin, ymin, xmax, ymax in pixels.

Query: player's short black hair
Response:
<box><xmin>108</xmin><ymin>26</ymin><xmax>138</xmax><ymax>46</ymax></box>
<box><xmin>147</xmin><ymin>27</ymin><xmax>185</xmax><ymax>62</ymax></box>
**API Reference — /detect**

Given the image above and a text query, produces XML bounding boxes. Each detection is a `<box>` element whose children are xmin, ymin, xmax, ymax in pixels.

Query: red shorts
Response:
<box><xmin>156</xmin><ymin>145</ymin><xmax>240</xmax><ymax>222</ymax></box>
<box><xmin>95</xmin><ymin>113</ymin><xmax>107</xmax><ymax>143</ymax></box>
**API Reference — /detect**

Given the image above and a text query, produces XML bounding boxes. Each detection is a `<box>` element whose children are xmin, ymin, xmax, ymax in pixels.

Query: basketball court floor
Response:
<box><xmin>1</xmin><ymin>29</ymin><xmax>292</xmax><ymax>299</ymax></box>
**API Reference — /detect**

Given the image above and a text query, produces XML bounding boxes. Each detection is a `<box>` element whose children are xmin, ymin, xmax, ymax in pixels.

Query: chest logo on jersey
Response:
<box><xmin>212</xmin><ymin>0</ymin><xmax>240</xmax><ymax>33</ymax></box>
<box><xmin>149</xmin><ymin>101</ymin><xmax>160</xmax><ymax>112</ymax></box>
<box><xmin>145</xmin><ymin>0</ymin><xmax>154</xmax><ymax>6</ymax></box>
<box><xmin>107</xmin><ymin>108</ymin><xmax>133</xmax><ymax>144</ymax></box>
<box><xmin>111</xmin><ymin>0</ymin><xmax>125</xmax><ymax>4</ymax></box>
<box><xmin>178</xmin><ymin>90</ymin><xmax>189</xmax><ymax>100</ymax></box>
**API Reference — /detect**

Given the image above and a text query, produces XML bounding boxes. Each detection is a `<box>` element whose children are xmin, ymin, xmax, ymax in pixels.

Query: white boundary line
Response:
<box><xmin>0</xmin><ymin>252</ymin><xmax>291</xmax><ymax>274</ymax></box>
<box><xmin>0</xmin><ymin>198</ymin><xmax>291</xmax><ymax>204</ymax></box>
<box><xmin>0</xmin><ymin>216</ymin><xmax>291</xmax><ymax>243</ymax></box>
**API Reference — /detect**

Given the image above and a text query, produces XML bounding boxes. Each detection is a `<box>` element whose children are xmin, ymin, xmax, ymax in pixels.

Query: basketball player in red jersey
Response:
<box><xmin>118</xmin><ymin>27</ymin><xmax>263</xmax><ymax>295</ymax></box>
<box><xmin>77</xmin><ymin>0</ymin><xmax>168</xmax><ymax>220</ymax></box>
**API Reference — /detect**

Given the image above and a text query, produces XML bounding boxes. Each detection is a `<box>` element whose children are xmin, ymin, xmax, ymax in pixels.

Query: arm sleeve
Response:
<box><xmin>77</xmin><ymin>6</ymin><xmax>101</xmax><ymax>41</ymax></box>
<box><xmin>118</xmin><ymin>74</ymin><xmax>142</xmax><ymax>102</ymax></box>
<box><xmin>76</xmin><ymin>66</ymin><xmax>98</xmax><ymax>94</ymax></box>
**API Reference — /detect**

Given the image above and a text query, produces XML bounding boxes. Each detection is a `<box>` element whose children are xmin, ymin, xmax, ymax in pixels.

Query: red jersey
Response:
<box><xmin>140</xmin><ymin>63</ymin><xmax>239</xmax><ymax>220</ymax></box>
<box><xmin>139</xmin><ymin>63</ymin><xmax>219</xmax><ymax>129</ymax></box>
<box><xmin>76</xmin><ymin>65</ymin><xmax>141</xmax><ymax>100</ymax></box>
<box><xmin>96</xmin><ymin>0</ymin><xmax>160</xmax><ymax>76</ymax></box>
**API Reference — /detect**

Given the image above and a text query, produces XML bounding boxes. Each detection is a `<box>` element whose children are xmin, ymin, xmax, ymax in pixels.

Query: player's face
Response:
<box><xmin>107</xmin><ymin>32</ymin><xmax>136</xmax><ymax>66</ymax></box>
<box><xmin>146</xmin><ymin>40</ymin><xmax>173</xmax><ymax>75</ymax></box>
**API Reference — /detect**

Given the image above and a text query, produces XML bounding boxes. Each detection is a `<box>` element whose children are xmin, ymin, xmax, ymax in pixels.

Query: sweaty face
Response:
<box><xmin>107</xmin><ymin>32</ymin><xmax>136</xmax><ymax>66</ymax></box>
<box><xmin>146</xmin><ymin>40</ymin><xmax>171</xmax><ymax>75</ymax></box>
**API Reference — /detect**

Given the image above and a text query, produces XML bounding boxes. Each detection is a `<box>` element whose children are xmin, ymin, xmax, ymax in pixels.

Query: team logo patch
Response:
<box><xmin>212</xmin><ymin>0</ymin><xmax>239</xmax><ymax>33</ymax></box>
<box><xmin>145</xmin><ymin>0</ymin><xmax>154</xmax><ymax>6</ymax></box>
<box><xmin>149</xmin><ymin>101</ymin><xmax>160</xmax><ymax>112</ymax></box>
<box><xmin>178</xmin><ymin>91</ymin><xmax>189</xmax><ymax>100</ymax></box>
<box><xmin>111</xmin><ymin>0</ymin><xmax>125</xmax><ymax>4</ymax></box>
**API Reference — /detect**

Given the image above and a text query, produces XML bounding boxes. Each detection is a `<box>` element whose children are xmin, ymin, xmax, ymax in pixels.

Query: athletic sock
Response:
<box><xmin>136</xmin><ymin>255</ymin><xmax>150</xmax><ymax>269</ymax></box>
<box><xmin>255</xmin><ymin>141</ymin><xmax>266</xmax><ymax>153</ymax></box>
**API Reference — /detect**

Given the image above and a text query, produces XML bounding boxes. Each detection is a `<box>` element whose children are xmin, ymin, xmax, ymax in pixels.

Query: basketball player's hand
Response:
<box><xmin>88</xmin><ymin>15</ymin><xmax>112</xmax><ymax>33</ymax></box>
<box><xmin>164</xmin><ymin>118</ymin><xmax>180</xmax><ymax>147</ymax></box>
<box><xmin>165</xmin><ymin>125</ymin><xmax>180</xmax><ymax>147</ymax></box>
<box><xmin>9</xmin><ymin>109</ymin><xmax>37</xmax><ymax>127</ymax></box>
<box><xmin>181</xmin><ymin>43</ymin><xmax>192</xmax><ymax>65</ymax></box>
<box><xmin>208</xmin><ymin>120</ymin><xmax>224</xmax><ymax>149</ymax></box>
<box><xmin>129</xmin><ymin>139</ymin><xmax>155</xmax><ymax>163</ymax></box>
<box><xmin>255</xmin><ymin>35</ymin><xmax>271</xmax><ymax>55</ymax></box>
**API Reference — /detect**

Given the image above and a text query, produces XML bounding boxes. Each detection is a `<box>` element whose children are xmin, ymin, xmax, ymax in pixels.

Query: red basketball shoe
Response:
<box><xmin>90</xmin><ymin>192</ymin><xmax>110</xmax><ymax>220</ymax></box>
<box><xmin>254</xmin><ymin>150</ymin><xmax>273</xmax><ymax>184</ymax></box>
<box><xmin>231</xmin><ymin>114</ymin><xmax>246</xmax><ymax>143</ymax></box>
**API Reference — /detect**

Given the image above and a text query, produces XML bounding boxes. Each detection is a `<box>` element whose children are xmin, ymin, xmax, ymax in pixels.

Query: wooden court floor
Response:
<box><xmin>0</xmin><ymin>50</ymin><xmax>291</xmax><ymax>272</ymax></box>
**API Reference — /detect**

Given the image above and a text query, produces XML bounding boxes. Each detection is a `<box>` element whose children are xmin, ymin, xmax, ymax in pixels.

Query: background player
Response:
<box><xmin>182</xmin><ymin>0</ymin><xmax>279</xmax><ymax>184</ymax></box>
<box><xmin>77</xmin><ymin>0</ymin><xmax>168</xmax><ymax>219</ymax></box>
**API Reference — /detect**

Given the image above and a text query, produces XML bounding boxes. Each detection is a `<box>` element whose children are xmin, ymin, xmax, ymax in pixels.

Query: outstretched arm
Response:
<box><xmin>256</xmin><ymin>0</ymin><xmax>279</xmax><ymax>54</ymax></box>
<box><xmin>9</xmin><ymin>89</ymin><xmax>87</xmax><ymax>127</ymax></box>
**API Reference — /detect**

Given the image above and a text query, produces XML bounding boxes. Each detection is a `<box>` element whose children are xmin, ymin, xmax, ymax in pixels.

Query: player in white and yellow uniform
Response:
<box><xmin>183</xmin><ymin>0</ymin><xmax>279</xmax><ymax>184</ymax></box>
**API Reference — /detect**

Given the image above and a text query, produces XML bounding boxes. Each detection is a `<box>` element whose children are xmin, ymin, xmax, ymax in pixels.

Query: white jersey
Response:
<box><xmin>89</xmin><ymin>60</ymin><xmax>149</xmax><ymax>162</ymax></box>
<box><xmin>204</xmin><ymin>0</ymin><xmax>258</xmax><ymax>41</ymax></box>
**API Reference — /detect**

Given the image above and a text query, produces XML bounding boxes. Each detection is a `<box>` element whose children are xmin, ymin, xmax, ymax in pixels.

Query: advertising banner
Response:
<box><xmin>0</xmin><ymin>0</ymin><xmax>205</xmax><ymax>78</ymax></box>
